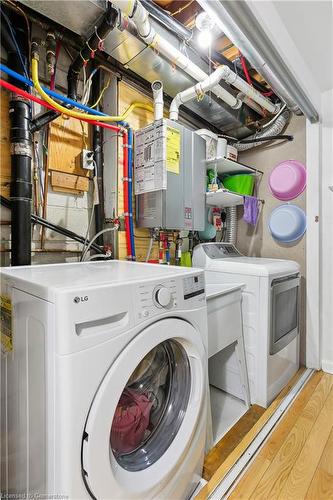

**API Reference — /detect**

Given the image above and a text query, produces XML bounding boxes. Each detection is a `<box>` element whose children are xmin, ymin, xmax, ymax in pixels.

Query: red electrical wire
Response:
<box><xmin>0</xmin><ymin>78</ymin><xmax>134</xmax><ymax>256</ymax></box>
<box><xmin>239</xmin><ymin>53</ymin><xmax>274</xmax><ymax>98</ymax></box>
<box><xmin>122</xmin><ymin>132</ymin><xmax>132</xmax><ymax>259</ymax></box>
<box><xmin>0</xmin><ymin>78</ymin><xmax>122</xmax><ymax>133</ymax></box>
<box><xmin>240</xmin><ymin>54</ymin><xmax>253</xmax><ymax>86</ymax></box>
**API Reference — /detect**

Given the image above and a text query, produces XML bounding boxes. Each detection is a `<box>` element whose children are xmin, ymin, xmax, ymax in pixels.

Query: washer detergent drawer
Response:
<box><xmin>54</xmin><ymin>285</ymin><xmax>134</xmax><ymax>354</ymax></box>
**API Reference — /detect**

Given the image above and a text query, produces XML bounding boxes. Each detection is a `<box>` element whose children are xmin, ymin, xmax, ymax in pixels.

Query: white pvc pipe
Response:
<box><xmin>151</xmin><ymin>80</ymin><xmax>164</xmax><ymax>120</ymax></box>
<box><xmin>237</xmin><ymin>92</ymin><xmax>266</xmax><ymax>117</ymax></box>
<box><xmin>111</xmin><ymin>0</ymin><xmax>241</xmax><ymax>110</ymax></box>
<box><xmin>170</xmin><ymin>64</ymin><xmax>277</xmax><ymax>120</ymax></box>
<box><xmin>113</xmin><ymin>1</ymin><xmax>278</xmax><ymax>115</ymax></box>
<box><xmin>221</xmin><ymin>66</ymin><xmax>279</xmax><ymax>113</ymax></box>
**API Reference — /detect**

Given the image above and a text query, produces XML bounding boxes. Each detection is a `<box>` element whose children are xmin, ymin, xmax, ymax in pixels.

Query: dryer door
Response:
<box><xmin>81</xmin><ymin>317</ymin><xmax>206</xmax><ymax>499</ymax></box>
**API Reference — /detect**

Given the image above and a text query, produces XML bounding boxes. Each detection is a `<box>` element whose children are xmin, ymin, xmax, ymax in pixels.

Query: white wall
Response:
<box><xmin>320</xmin><ymin>89</ymin><xmax>333</xmax><ymax>373</ymax></box>
<box><xmin>237</xmin><ymin>115</ymin><xmax>307</xmax><ymax>364</ymax></box>
<box><xmin>247</xmin><ymin>0</ymin><xmax>333</xmax><ymax>373</ymax></box>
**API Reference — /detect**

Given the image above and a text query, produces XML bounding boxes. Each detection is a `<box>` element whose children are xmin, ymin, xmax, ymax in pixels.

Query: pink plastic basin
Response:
<box><xmin>269</xmin><ymin>160</ymin><xmax>306</xmax><ymax>201</ymax></box>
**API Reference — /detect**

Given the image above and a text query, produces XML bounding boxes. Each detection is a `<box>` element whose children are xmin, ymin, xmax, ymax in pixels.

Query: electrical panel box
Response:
<box><xmin>134</xmin><ymin>119</ymin><xmax>206</xmax><ymax>230</ymax></box>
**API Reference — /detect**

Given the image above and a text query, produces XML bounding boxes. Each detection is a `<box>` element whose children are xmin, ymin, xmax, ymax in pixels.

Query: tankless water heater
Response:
<box><xmin>134</xmin><ymin>119</ymin><xmax>206</xmax><ymax>230</ymax></box>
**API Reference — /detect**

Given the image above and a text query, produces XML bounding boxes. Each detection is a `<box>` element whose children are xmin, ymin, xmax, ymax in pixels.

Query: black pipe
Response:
<box><xmin>91</xmin><ymin>69</ymin><xmax>105</xmax><ymax>246</ymax></box>
<box><xmin>0</xmin><ymin>195</ymin><xmax>104</xmax><ymax>254</ymax></box>
<box><xmin>234</xmin><ymin>134</ymin><xmax>293</xmax><ymax>144</ymax></box>
<box><xmin>30</xmin><ymin>109</ymin><xmax>60</xmax><ymax>133</ymax></box>
<box><xmin>67</xmin><ymin>5</ymin><xmax>118</xmax><ymax>100</ymax></box>
<box><xmin>2</xmin><ymin>9</ymin><xmax>32</xmax><ymax>266</ymax></box>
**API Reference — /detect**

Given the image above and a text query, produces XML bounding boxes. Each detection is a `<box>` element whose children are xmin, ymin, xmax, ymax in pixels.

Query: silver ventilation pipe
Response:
<box><xmin>235</xmin><ymin>110</ymin><xmax>290</xmax><ymax>151</ymax></box>
<box><xmin>226</xmin><ymin>207</ymin><xmax>237</xmax><ymax>245</ymax></box>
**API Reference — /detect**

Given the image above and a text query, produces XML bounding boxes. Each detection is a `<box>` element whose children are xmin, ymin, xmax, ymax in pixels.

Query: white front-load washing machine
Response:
<box><xmin>0</xmin><ymin>261</ymin><xmax>208</xmax><ymax>499</ymax></box>
<box><xmin>193</xmin><ymin>243</ymin><xmax>300</xmax><ymax>408</ymax></box>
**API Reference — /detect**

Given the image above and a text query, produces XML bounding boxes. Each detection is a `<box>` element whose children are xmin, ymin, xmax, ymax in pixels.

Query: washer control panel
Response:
<box><xmin>183</xmin><ymin>274</ymin><xmax>205</xmax><ymax>300</ymax></box>
<box><xmin>154</xmin><ymin>286</ymin><xmax>172</xmax><ymax>307</ymax></box>
<box><xmin>135</xmin><ymin>273</ymin><xmax>205</xmax><ymax>323</ymax></box>
<box><xmin>136</xmin><ymin>279</ymin><xmax>178</xmax><ymax>321</ymax></box>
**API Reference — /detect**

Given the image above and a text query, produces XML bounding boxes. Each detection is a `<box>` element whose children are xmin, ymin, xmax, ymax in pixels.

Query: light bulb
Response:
<box><xmin>197</xmin><ymin>30</ymin><xmax>212</xmax><ymax>48</ymax></box>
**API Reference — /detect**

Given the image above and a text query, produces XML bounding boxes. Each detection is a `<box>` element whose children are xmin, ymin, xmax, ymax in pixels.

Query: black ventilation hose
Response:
<box><xmin>0</xmin><ymin>195</ymin><xmax>104</xmax><ymax>254</ymax></box>
<box><xmin>67</xmin><ymin>5</ymin><xmax>118</xmax><ymax>101</ymax></box>
<box><xmin>235</xmin><ymin>134</ymin><xmax>293</xmax><ymax>144</ymax></box>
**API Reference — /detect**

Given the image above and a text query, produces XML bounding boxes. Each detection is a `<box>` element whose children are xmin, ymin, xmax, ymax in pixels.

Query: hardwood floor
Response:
<box><xmin>197</xmin><ymin>368</ymin><xmax>306</xmax><ymax>499</ymax></box>
<box><xmin>203</xmin><ymin>404</ymin><xmax>266</xmax><ymax>481</ymax></box>
<box><xmin>228</xmin><ymin>371</ymin><xmax>333</xmax><ymax>500</ymax></box>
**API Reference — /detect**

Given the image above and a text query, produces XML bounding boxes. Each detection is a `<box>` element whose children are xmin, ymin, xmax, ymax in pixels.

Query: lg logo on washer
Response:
<box><xmin>73</xmin><ymin>296</ymin><xmax>89</xmax><ymax>304</ymax></box>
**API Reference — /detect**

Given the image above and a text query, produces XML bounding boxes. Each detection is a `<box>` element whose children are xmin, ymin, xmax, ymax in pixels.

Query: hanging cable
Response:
<box><xmin>86</xmin><ymin>254</ymin><xmax>112</xmax><ymax>261</ymax></box>
<box><xmin>0</xmin><ymin>7</ymin><xmax>29</xmax><ymax>78</ymax></box>
<box><xmin>262</xmin><ymin>104</ymin><xmax>287</xmax><ymax>129</ymax></box>
<box><xmin>81</xmin><ymin>226</ymin><xmax>119</xmax><ymax>261</ymax></box>
<box><xmin>235</xmin><ymin>134</ymin><xmax>293</xmax><ymax>144</ymax></box>
<box><xmin>0</xmin><ymin>78</ymin><xmax>123</xmax><ymax>133</ymax></box>
<box><xmin>49</xmin><ymin>38</ymin><xmax>61</xmax><ymax>91</ymax></box>
<box><xmin>91</xmin><ymin>77</ymin><xmax>110</xmax><ymax>108</ymax></box>
<box><xmin>31</xmin><ymin>52</ymin><xmax>154</xmax><ymax>122</ymax></box>
<box><xmin>240</xmin><ymin>52</ymin><xmax>274</xmax><ymax>98</ymax></box>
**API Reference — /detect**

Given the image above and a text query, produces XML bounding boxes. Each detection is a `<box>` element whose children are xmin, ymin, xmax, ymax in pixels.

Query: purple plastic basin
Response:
<box><xmin>269</xmin><ymin>160</ymin><xmax>306</xmax><ymax>201</ymax></box>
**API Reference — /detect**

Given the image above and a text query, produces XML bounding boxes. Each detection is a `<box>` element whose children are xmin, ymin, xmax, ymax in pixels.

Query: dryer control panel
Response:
<box><xmin>134</xmin><ymin>273</ymin><xmax>205</xmax><ymax>323</ymax></box>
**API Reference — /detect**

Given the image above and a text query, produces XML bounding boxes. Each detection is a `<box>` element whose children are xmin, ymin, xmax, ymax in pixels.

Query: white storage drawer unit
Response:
<box><xmin>206</xmin><ymin>284</ymin><xmax>250</xmax><ymax>407</ymax></box>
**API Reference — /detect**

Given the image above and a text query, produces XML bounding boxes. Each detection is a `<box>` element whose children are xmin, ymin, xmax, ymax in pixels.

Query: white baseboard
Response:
<box><xmin>322</xmin><ymin>360</ymin><xmax>333</xmax><ymax>374</ymax></box>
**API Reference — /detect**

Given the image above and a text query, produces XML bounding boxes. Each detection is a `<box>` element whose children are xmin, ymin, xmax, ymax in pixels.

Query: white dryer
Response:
<box><xmin>193</xmin><ymin>243</ymin><xmax>300</xmax><ymax>408</ymax></box>
<box><xmin>0</xmin><ymin>261</ymin><xmax>208</xmax><ymax>499</ymax></box>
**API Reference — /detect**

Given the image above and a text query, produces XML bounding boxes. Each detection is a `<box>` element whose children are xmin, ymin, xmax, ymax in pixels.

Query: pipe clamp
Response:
<box><xmin>10</xmin><ymin>143</ymin><xmax>32</xmax><ymax>158</ymax></box>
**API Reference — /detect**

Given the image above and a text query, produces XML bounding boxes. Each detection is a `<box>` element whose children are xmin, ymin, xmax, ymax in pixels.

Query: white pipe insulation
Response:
<box><xmin>111</xmin><ymin>0</ymin><xmax>241</xmax><ymax>110</ymax></box>
<box><xmin>151</xmin><ymin>80</ymin><xmax>164</xmax><ymax>120</ymax></box>
<box><xmin>169</xmin><ymin>64</ymin><xmax>279</xmax><ymax>121</ymax></box>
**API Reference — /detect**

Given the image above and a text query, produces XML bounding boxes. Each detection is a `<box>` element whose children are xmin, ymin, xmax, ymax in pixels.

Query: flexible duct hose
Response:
<box><xmin>235</xmin><ymin>111</ymin><xmax>290</xmax><ymax>151</ymax></box>
<box><xmin>226</xmin><ymin>207</ymin><xmax>237</xmax><ymax>245</ymax></box>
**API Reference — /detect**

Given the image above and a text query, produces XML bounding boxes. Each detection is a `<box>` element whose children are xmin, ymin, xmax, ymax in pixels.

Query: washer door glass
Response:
<box><xmin>110</xmin><ymin>339</ymin><xmax>191</xmax><ymax>472</ymax></box>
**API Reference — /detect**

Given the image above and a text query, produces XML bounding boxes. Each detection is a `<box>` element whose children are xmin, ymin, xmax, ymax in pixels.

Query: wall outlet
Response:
<box><xmin>81</xmin><ymin>149</ymin><xmax>94</xmax><ymax>170</ymax></box>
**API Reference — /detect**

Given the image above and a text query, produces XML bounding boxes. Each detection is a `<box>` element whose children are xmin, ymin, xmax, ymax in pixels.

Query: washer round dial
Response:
<box><xmin>154</xmin><ymin>286</ymin><xmax>172</xmax><ymax>307</ymax></box>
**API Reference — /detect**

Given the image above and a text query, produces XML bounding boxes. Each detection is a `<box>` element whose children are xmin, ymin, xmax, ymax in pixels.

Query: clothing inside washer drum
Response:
<box><xmin>110</xmin><ymin>340</ymin><xmax>191</xmax><ymax>471</ymax></box>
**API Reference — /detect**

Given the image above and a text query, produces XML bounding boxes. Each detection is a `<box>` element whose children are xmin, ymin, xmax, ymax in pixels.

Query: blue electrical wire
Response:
<box><xmin>127</xmin><ymin>128</ymin><xmax>136</xmax><ymax>260</ymax></box>
<box><xmin>0</xmin><ymin>64</ymin><xmax>105</xmax><ymax>115</ymax></box>
<box><xmin>0</xmin><ymin>63</ymin><xmax>129</xmax><ymax>127</ymax></box>
<box><xmin>1</xmin><ymin>9</ymin><xmax>29</xmax><ymax>79</ymax></box>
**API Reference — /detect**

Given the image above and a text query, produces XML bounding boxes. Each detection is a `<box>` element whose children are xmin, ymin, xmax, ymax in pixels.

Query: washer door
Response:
<box><xmin>82</xmin><ymin>318</ymin><xmax>206</xmax><ymax>499</ymax></box>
